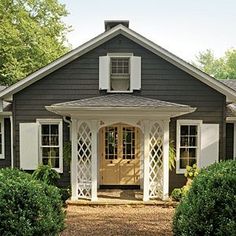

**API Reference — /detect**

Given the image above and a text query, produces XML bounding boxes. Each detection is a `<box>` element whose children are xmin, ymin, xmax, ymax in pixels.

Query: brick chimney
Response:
<box><xmin>104</xmin><ymin>20</ymin><xmax>129</xmax><ymax>31</ymax></box>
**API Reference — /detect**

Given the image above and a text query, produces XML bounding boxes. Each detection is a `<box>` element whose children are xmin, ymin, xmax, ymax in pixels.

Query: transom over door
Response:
<box><xmin>100</xmin><ymin>124</ymin><xmax>141</xmax><ymax>185</ymax></box>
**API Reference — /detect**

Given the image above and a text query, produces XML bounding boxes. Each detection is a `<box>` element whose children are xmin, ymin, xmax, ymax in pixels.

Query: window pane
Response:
<box><xmin>181</xmin><ymin>126</ymin><xmax>189</xmax><ymax>135</ymax></box>
<box><xmin>51</xmin><ymin>125</ymin><xmax>59</xmax><ymax>135</ymax></box>
<box><xmin>50</xmin><ymin>136</ymin><xmax>59</xmax><ymax>146</ymax></box>
<box><xmin>180</xmin><ymin>148</ymin><xmax>189</xmax><ymax>158</ymax></box>
<box><xmin>42</xmin><ymin>158</ymin><xmax>59</xmax><ymax>168</ymax></box>
<box><xmin>42</xmin><ymin>135</ymin><xmax>50</xmax><ymax>146</ymax></box>
<box><xmin>189</xmin><ymin>158</ymin><xmax>197</xmax><ymax>166</ymax></box>
<box><xmin>180</xmin><ymin>137</ymin><xmax>189</xmax><ymax>146</ymax></box>
<box><xmin>189</xmin><ymin>137</ymin><xmax>197</xmax><ymax>146</ymax></box>
<box><xmin>190</xmin><ymin>126</ymin><xmax>197</xmax><ymax>135</ymax></box>
<box><xmin>189</xmin><ymin>148</ymin><xmax>196</xmax><ymax>157</ymax></box>
<box><xmin>180</xmin><ymin>158</ymin><xmax>188</xmax><ymax>169</ymax></box>
<box><xmin>42</xmin><ymin>125</ymin><xmax>49</xmax><ymax>135</ymax></box>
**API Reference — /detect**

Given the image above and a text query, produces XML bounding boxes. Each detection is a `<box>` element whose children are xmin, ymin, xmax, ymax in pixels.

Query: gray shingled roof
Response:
<box><xmin>219</xmin><ymin>79</ymin><xmax>236</xmax><ymax>91</ymax></box>
<box><xmin>51</xmin><ymin>94</ymin><xmax>193</xmax><ymax>109</ymax></box>
<box><xmin>0</xmin><ymin>86</ymin><xmax>6</xmax><ymax>92</ymax></box>
<box><xmin>218</xmin><ymin>80</ymin><xmax>236</xmax><ymax>117</ymax></box>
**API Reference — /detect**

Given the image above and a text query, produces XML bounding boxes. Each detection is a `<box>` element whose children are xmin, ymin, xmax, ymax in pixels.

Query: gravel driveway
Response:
<box><xmin>60</xmin><ymin>205</ymin><xmax>174</xmax><ymax>236</ymax></box>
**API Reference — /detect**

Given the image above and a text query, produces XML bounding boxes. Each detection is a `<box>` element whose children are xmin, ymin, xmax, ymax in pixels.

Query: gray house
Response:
<box><xmin>0</xmin><ymin>21</ymin><xmax>235</xmax><ymax>201</ymax></box>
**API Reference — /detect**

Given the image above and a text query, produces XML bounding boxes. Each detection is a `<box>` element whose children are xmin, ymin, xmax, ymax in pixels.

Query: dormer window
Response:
<box><xmin>110</xmin><ymin>58</ymin><xmax>130</xmax><ymax>91</ymax></box>
<box><xmin>99</xmin><ymin>53</ymin><xmax>141</xmax><ymax>92</ymax></box>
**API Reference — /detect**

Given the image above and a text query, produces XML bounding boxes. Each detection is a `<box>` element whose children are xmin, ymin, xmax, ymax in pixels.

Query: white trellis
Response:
<box><xmin>77</xmin><ymin>122</ymin><xmax>92</xmax><ymax>198</ymax></box>
<box><xmin>148</xmin><ymin>122</ymin><xmax>164</xmax><ymax>199</ymax></box>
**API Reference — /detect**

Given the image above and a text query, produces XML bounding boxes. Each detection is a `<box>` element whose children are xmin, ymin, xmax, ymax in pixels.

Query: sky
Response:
<box><xmin>59</xmin><ymin>0</ymin><xmax>236</xmax><ymax>62</ymax></box>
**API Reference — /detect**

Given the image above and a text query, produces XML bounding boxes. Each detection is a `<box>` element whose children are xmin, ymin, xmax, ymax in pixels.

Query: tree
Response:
<box><xmin>0</xmin><ymin>0</ymin><xmax>71</xmax><ymax>85</ymax></box>
<box><xmin>193</xmin><ymin>48</ymin><xmax>236</xmax><ymax>80</ymax></box>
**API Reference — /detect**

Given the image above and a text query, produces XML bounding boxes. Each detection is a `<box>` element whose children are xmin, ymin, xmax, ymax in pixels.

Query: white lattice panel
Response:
<box><xmin>77</xmin><ymin>122</ymin><xmax>92</xmax><ymax>198</ymax></box>
<box><xmin>149</xmin><ymin>122</ymin><xmax>163</xmax><ymax>198</ymax></box>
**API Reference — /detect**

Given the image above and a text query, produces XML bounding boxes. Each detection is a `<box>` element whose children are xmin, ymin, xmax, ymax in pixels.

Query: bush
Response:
<box><xmin>173</xmin><ymin>161</ymin><xmax>236</xmax><ymax>236</ymax></box>
<box><xmin>32</xmin><ymin>164</ymin><xmax>60</xmax><ymax>185</ymax></box>
<box><xmin>0</xmin><ymin>168</ymin><xmax>65</xmax><ymax>236</ymax></box>
<box><xmin>171</xmin><ymin>188</ymin><xmax>182</xmax><ymax>201</ymax></box>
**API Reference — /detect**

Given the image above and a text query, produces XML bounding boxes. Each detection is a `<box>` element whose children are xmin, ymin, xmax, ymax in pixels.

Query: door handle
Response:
<box><xmin>127</xmin><ymin>161</ymin><xmax>130</xmax><ymax>164</ymax></box>
<box><xmin>110</xmin><ymin>160</ymin><xmax>113</xmax><ymax>164</ymax></box>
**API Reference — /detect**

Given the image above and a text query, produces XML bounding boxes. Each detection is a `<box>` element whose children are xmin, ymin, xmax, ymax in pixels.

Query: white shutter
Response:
<box><xmin>99</xmin><ymin>56</ymin><xmax>110</xmax><ymax>90</ymax></box>
<box><xmin>20</xmin><ymin>123</ymin><xmax>39</xmax><ymax>170</ymax></box>
<box><xmin>130</xmin><ymin>56</ymin><xmax>141</xmax><ymax>90</ymax></box>
<box><xmin>200</xmin><ymin>124</ymin><xmax>219</xmax><ymax>168</ymax></box>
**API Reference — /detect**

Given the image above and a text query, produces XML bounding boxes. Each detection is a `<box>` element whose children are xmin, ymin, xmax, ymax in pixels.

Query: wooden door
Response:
<box><xmin>100</xmin><ymin>124</ymin><xmax>140</xmax><ymax>185</ymax></box>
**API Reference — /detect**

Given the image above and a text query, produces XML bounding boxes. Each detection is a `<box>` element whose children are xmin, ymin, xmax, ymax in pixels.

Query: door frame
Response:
<box><xmin>99</xmin><ymin>123</ymin><xmax>142</xmax><ymax>186</ymax></box>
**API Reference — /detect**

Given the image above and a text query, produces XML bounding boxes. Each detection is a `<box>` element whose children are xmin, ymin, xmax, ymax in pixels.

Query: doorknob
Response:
<box><xmin>110</xmin><ymin>160</ymin><xmax>113</xmax><ymax>164</ymax></box>
<box><xmin>127</xmin><ymin>161</ymin><xmax>130</xmax><ymax>164</ymax></box>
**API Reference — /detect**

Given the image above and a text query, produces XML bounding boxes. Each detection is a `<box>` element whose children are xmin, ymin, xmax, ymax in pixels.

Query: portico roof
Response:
<box><xmin>46</xmin><ymin>94</ymin><xmax>196</xmax><ymax>119</ymax></box>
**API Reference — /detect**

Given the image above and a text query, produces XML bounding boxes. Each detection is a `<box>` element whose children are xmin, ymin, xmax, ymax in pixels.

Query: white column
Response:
<box><xmin>90</xmin><ymin>120</ymin><xmax>98</xmax><ymax>201</ymax></box>
<box><xmin>162</xmin><ymin>120</ymin><xmax>170</xmax><ymax>200</ymax></box>
<box><xmin>143</xmin><ymin>120</ymin><xmax>150</xmax><ymax>201</ymax></box>
<box><xmin>71</xmin><ymin>118</ymin><xmax>78</xmax><ymax>200</ymax></box>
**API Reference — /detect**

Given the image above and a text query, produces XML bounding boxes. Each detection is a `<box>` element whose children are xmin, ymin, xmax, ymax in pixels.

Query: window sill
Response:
<box><xmin>176</xmin><ymin>169</ymin><xmax>186</xmax><ymax>174</ymax></box>
<box><xmin>106</xmin><ymin>90</ymin><xmax>134</xmax><ymax>93</ymax></box>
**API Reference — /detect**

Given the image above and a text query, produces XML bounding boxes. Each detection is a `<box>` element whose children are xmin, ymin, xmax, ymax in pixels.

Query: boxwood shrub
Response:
<box><xmin>173</xmin><ymin>160</ymin><xmax>236</xmax><ymax>236</ymax></box>
<box><xmin>0</xmin><ymin>168</ymin><xmax>65</xmax><ymax>236</ymax></box>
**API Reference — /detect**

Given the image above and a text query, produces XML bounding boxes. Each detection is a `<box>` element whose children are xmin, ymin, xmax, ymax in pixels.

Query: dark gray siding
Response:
<box><xmin>226</xmin><ymin>123</ymin><xmax>234</xmax><ymax>159</ymax></box>
<box><xmin>13</xmin><ymin>34</ymin><xmax>226</xmax><ymax>189</ymax></box>
<box><xmin>0</xmin><ymin>118</ymin><xmax>11</xmax><ymax>168</ymax></box>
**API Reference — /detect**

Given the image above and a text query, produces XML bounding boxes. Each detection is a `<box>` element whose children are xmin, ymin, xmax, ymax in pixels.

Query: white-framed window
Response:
<box><xmin>37</xmin><ymin>119</ymin><xmax>63</xmax><ymax>173</ymax></box>
<box><xmin>176</xmin><ymin>120</ymin><xmax>202</xmax><ymax>174</ymax></box>
<box><xmin>110</xmin><ymin>57</ymin><xmax>130</xmax><ymax>91</ymax></box>
<box><xmin>99</xmin><ymin>53</ymin><xmax>141</xmax><ymax>92</ymax></box>
<box><xmin>0</xmin><ymin>118</ymin><xmax>4</xmax><ymax>159</ymax></box>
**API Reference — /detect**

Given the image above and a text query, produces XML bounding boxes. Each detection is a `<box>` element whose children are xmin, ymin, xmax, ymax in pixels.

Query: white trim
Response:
<box><xmin>0</xmin><ymin>118</ymin><xmax>5</xmax><ymax>159</ymax></box>
<box><xmin>71</xmin><ymin>118</ymin><xmax>78</xmax><ymax>200</ymax></box>
<box><xmin>233</xmin><ymin>123</ymin><xmax>236</xmax><ymax>160</ymax></box>
<box><xmin>0</xmin><ymin>24</ymin><xmax>235</xmax><ymax>101</ymax></box>
<box><xmin>36</xmin><ymin>119</ymin><xmax>63</xmax><ymax>173</ymax></box>
<box><xmin>176</xmin><ymin>120</ymin><xmax>202</xmax><ymax>174</ymax></box>
<box><xmin>163</xmin><ymin>120</ymin><xmax>170</xmax><ymax>200</ymax></box>
<box><xmin>143</xmin><ymin>120</ymin><xmax>150</xmax><ymax>201</ymax></box>
<box><xmin>10</xmin><ymin>116</ymin><xmax>13</xmax><ymax>168</ymax></box>
<box><xmin>91</xmin><ymin>120</ymin><xmax>98</xmax><ymax>201</ymax></box>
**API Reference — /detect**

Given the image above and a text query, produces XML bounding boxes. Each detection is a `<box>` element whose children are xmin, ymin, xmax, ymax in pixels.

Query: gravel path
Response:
<box><xmin>60</xmin><ymin>205</ymin><xmax>174</xmax><ymax>236</ymax></box>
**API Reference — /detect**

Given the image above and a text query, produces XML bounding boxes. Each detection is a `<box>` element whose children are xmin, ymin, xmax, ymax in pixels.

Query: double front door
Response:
<box><xmin>100</xmin><ymin>124</ymin><xmax>141</xmax><ymax>185</ymax></box>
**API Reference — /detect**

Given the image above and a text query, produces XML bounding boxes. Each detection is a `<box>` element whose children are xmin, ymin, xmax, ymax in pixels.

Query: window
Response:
<box><xmin>99</xmin><ymin>54</ymin><xmax>141</xmax><ymax>92</ymax></box>
<box><xmin>0</xmin><ymin>119</ymin><xmax>4</xmax><ymax>159</ymax></box>
<box><xmin>110</xmin><ymin>58</ymin><xmax>130</xmax><ymax>91</ymax></box>
<box><xmin>38</xmin><ymin>119</ymin><xmax>63</xmax><ymax>172</ymax></box>
<box><xmin>176</xmin><ymin>120</ymin><xmax>201</xmax><ymax>173</ymax></box>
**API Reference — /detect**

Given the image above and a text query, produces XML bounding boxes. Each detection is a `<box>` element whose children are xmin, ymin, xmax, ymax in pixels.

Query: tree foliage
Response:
<box><xmin>193</xmin><ymin>48</ymin><xmax>236</xmax><ymax>80</ymax></box>
<box><xmin>0</xmin><ymin>0</ymin><xmax>71</xmax><ymax>85</ymax></box>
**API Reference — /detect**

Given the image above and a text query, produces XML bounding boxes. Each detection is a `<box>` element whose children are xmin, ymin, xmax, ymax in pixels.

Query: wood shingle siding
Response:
<box><xmin>13</xmin><ymin>34</ymin><xmax>226</xmax><ymax>189</ymax></box>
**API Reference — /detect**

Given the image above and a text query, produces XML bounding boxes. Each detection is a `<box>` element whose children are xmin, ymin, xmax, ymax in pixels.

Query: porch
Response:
<box><xmin>46</xmin><ymin>94</ymin><xmax>195</xmax><ymax>201</ymax></box>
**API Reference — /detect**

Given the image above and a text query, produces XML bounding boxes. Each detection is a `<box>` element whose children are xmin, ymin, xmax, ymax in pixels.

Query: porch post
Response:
<box><xmin>71</xmin><ymin>118</ymin><xmax>78</xmax><ymax>200</ymax></box>
<box><xmin>163</xmin><ymin>120</ymin><xmax>170</xmax><ymax>200</ymax></box>
<box><xmin>91</xmin><ymin>120</ymin><xmax>98</xmax><ymax>201</ymax></box>
<box><xmin>143</xmin><ymin>120</ymin><xmax>150</xmax><ymax>201</ymax></box>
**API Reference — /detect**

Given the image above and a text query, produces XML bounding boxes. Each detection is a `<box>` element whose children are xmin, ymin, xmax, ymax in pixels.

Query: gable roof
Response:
<box><xmin>1</xmin><ymin>24</ymin><xmax>236</xmax><ymax>102</ymax></box>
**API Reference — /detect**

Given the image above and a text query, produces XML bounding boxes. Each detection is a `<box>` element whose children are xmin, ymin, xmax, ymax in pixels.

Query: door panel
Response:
<box><xmin>100</xmin><ymin>124</ymin><xmax>140</xmax><ymax>185</ymax></box>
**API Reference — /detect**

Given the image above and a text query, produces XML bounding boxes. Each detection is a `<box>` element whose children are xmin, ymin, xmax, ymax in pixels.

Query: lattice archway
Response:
<box><xmin>77</xmin><ymin>122</ymin><xmax>92</xmax><ymax>198</ymax></box>
<box><xmin>148</xmin><ymin>122</ymin><xmax>164</xmax><ymax>199</ymax></box>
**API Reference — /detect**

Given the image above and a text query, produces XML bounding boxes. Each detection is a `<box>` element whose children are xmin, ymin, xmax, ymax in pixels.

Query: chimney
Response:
<box><xmin>104</xmin><ymin>20</ymin><xmax>129</xmax><ymax>31</ymax></box>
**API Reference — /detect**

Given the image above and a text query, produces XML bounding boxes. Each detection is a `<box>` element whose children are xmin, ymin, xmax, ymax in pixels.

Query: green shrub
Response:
<box><xmin>32</xmin><ymin>164</ymin><xmax>60</xmax><ymax>185</ymax></box>
<box><xmin>184</xmin><ymin>164</ymin><xmax>199</xmax><ymax>180</ymax></box>
<box><xmin>0</xmin><ymin>168</ymin><xmax>65</xmax><ymax>236</ymax></box>
<box><xmin>173</xmin><ymin>161</ymin><xmax>236</xmax><ymax>236</ymax></box>
<box><xmin>171</xmin><ymin>188</ymin><xmax>182</xmax><ymax>201</ymax></box>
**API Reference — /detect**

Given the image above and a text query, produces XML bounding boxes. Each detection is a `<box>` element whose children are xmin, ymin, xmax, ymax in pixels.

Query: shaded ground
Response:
<box><xmin>60</xmin><ymin>205</ymin><xmax>175</xmax><ymax>236</ymax></box>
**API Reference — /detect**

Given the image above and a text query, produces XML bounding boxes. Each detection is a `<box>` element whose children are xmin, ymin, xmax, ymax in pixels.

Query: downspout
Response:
<box><xmin>10</xmin><ymin>115</ymin><xmax>14</xmax><ymax>168</ymax></box>
<box><xmin>63</xmin><ymin>116</ymin><xmax>72</xmax><ymax>141</ymax></box>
